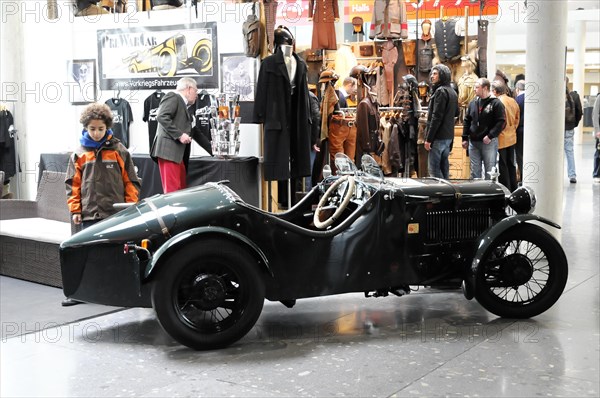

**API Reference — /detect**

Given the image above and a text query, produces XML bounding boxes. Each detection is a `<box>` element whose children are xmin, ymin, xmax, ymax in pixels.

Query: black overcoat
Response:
<box><xmin>253</xmin><ymin>50</ymin><xmax>312</xmax><ymax>181</ymax></box>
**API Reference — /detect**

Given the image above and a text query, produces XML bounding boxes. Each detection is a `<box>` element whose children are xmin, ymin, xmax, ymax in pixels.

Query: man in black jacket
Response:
<box><xmin>462</xmin><ymin>78</ymin><xmax>506</xmax><ymax>179</ymax></box>
<box><xmin>425</xmin><ymin>64</ymin><xmax>458</xmax><ymax>179</ymax></box>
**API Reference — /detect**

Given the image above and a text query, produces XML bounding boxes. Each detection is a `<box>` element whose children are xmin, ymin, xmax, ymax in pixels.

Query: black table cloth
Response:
<box><xmin>39</xmin><ymin>153</ymin><xmax>259</xmax><ymax>206</ymax></box>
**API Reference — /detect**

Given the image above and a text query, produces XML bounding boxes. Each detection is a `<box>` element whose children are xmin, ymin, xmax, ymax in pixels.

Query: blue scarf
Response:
<box><xmin>80</xmin><ymin>129</ymin><xmax>112</xmax><ymax>148</ymax></box>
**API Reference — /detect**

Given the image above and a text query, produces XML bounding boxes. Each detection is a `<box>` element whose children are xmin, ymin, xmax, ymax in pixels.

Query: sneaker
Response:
<box><xmin>570</xmin><ymin>177</ymin><xmax>577</xmax><ymax>183</ymax></box>
<box><xmin>594</xmin><ymin>178</ymin><xmax>600</xmax><ymax>183</ymax></box>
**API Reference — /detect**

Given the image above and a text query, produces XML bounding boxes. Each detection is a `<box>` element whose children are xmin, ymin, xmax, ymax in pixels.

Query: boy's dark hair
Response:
<box><xmin>80</xmin><ymin>103</ymin><xmax>113</xmax><ymax>129</ymax></box>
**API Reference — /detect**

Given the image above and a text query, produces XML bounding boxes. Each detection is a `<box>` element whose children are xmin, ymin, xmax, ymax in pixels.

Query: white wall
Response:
<box><xmin>1</xmin><ymin>1</ymin><xmax>265</xmax><ymax>199</ymax></box>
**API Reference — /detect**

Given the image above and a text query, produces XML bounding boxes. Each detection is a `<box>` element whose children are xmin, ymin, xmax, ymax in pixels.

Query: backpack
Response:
<box><xmin>565</xmin><ymin>92</ymin><xmax>577</xmax><ymax>127</ymax></box>
<box><xmin>242</xmin><ymin>3</ymin><xmax>261</xmax><ymax>58</ymax></box>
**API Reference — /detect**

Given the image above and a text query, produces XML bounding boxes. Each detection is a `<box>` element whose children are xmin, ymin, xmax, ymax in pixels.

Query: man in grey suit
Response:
<box><xmin>151</xmin><ymin>77</ymin><xmax>198</xmax><ymax>193</ymax></box>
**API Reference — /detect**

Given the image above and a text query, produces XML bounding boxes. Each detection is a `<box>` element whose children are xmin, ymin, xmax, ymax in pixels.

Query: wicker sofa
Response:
<box><xmin>0</xmin><ymin>170</ymin><xmax>71</xmax><ymax>287</ymax></box>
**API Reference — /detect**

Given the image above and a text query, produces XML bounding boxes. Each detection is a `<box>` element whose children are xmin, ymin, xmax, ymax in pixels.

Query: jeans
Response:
<box><xmin>564</xmin><ymin>129</ymin><xmax>576</xmax><ymax>179</ymax></box>
<box><xmin>469</xmin><ymin>138</ymin><xmax>498</xmax><ymax>179</ymax></box>
<box><xmin>593</xmin><ymin>139</ymin><xmax>600</xmax><ymax>178</ymax></box>
<box><xmin>427</xmin><ymin>138</ymin><xmax>453</xmax><ymax>179</ymax></box>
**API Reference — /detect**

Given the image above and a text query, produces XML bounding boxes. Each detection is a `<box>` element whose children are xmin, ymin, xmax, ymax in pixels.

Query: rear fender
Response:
<box><xmin>144</xmin><ymin>226</ymin><xmax>271</xmax><ymax>280</ymax></box>
<box><xmin>463</xmin><ymin>214</ymin><xmax>561</xmax><ymax>299</ymax></box>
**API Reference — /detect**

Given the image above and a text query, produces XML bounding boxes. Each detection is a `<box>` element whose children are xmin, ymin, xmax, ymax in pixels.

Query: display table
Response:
<box><xmin>39</xmin><ymin>153</ymin><xmax>259</xmax><ymax>206</ymax></box>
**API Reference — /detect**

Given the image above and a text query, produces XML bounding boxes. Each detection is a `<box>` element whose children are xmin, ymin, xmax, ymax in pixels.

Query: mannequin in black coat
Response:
<box><xmin>253</xmin><ymin>29</ymin><xmax>312</xmax><ymax>181</ymax></box>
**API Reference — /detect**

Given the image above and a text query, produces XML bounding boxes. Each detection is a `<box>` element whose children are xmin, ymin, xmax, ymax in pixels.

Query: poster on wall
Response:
<box><xmin>220</xmin><ymin>53</ymin><xmax>258</xmax><ymax>103</ymax></box>
<box><xmin>68</xmin><ymin>59</ymin><xmax>96</xmax><ymax>104</ymax></box>
<box><xmin>97</xmin><ymin>22</ymin><xmax>219</xmax><ymax>91</ymax></box>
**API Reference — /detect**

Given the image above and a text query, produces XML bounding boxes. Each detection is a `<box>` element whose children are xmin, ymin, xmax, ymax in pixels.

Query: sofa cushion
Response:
<box><xmin>0</xmin><ymin>217</ymin><xmax>71</xmax><ymax>244</ymax></box>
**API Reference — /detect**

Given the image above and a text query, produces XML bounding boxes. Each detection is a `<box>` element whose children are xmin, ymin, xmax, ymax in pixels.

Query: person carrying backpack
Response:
<box><xmin>564</xmin><ymin>78</ymin><xmax>583</xmax><ymax>183</ymax></box>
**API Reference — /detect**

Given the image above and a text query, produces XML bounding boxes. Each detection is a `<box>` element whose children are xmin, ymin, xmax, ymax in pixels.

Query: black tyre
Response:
<box><xmin>474</xmin><ymin>224</ymin><xmax>568</xmax><ymax>318</ymax></box>
<box><xmin>151</xmin><ymin>239</ymin><xmax>265</xmax><ymax>350</ymax></box>
<box><xmin>191</xmin><ymin>39</ymin><xmax>212</xmax><ymax>73</ymax></box>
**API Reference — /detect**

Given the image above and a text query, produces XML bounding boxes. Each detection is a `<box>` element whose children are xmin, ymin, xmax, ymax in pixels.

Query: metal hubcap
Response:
<box><xmin>192</xmin><ymin>274</ymin><xmax>226</xmax><ymax>310</ymax></box>
<box><xmin>501</xmin><ymin>253</ymin><xmax>533</xmax><ymax>286</ymax></box>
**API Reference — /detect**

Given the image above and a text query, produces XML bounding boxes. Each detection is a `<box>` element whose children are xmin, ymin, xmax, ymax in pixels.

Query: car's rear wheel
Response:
<box><xmin>191</xmin><ymin>39</ymin><xmax>212</xmax><ymax>73</ymax></box>
<box><xmin>157</xmin><ymin>48</ymin><xmax>177</xmax><ymax>77</ymax></box>
<box><xmin>474</xmin><ymin>224</ymin><xmax>568</xmax><ymax>318</ymax></box>
<box><xmin>152</xmin><ymin>239</ymin><xmax>265</xmax><ymax>350</ymax></box>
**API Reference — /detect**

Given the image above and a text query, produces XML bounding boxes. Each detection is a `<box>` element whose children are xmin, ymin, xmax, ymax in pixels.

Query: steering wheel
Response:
<box><xmin>313</xmin><ymin>176</ymin><xmax>356</xmax><ymax>229</ymax></box>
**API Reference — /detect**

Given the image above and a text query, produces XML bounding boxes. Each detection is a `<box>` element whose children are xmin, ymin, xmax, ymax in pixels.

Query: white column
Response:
<box><xmin>573</xmin><ymin>21</ymin><xmax>586</xmax><ymax>145</ymax></box>
<box><xmin>523</xmin><ymin>1</ymin><xmax>568</xmax><ymax>235</ymax></box>
<box><xmin>486</xmin><ymin>19</ymin><xmax>496</xmax><ymax>79</ymax></box>
<box><xmin>0</xmin><ymin>1</ymin><xmax>26</xmax><ymax>199</ymax></box>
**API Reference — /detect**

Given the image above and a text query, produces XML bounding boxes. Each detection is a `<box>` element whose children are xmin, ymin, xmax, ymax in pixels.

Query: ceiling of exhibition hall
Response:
<box><xmin>494</xmin><ymin>0</ymin><xmax>599</xmax><ymax>73</ymax></box>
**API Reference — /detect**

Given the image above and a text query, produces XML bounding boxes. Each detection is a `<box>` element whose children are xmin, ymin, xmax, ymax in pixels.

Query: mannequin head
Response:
<box><xmin>421</xmin><ymin>19</ymin><xmax>432</xmax><ymax>40</ymax></box>
<box><xmin>274</xmin><ymin>25</ymin><xmax>294</xmax><ymax>52</ymax></box>
<box><xmin>402</xmin><ymin>74</ymin><xmax>419</xmax><ymax>93</ymax></box>
<box><xmin>352</xmin><ymin>16</ymin><xmax>364</xmax><ymax>34</ymax></box>
<box><xmin>350</xmin><ymin>64</ymin><xmax>369</xmax><ymax>84</ymax></box>
<box><xmin>319</xmin><ymin>70</ymin><xmax>338</xmax><ymax>84</ymax></box>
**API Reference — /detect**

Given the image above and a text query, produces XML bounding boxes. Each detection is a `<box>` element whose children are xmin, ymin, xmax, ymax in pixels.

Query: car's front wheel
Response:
<box><xmin>474</xmin><ymin>224</ymin><xmax>568</xmax><ymax>318</ymax></box>
<box><xmin>151</xmin><ymin>239</ymin><xmax>265</xmax><ymax>350</ymax></box>
<box><xmin>157</xmin><ymin>48</ymin><xmax>177</xmax><ymax>77</ymax></box>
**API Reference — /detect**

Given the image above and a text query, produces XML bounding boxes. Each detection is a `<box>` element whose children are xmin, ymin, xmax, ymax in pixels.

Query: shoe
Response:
<box><xmin>594</xmin><ymin>178</ymin><xmax>600</xmax><ymax>183</ymax></box>
<box><xmin>61</xmin><ymin>298</ymin><xmax>84</xmax><ymax>307</ymax></box>
<box><xmin>570</xmin><ymin>177</ymin><xmax>577</xmax><ymax>183</ymax></box>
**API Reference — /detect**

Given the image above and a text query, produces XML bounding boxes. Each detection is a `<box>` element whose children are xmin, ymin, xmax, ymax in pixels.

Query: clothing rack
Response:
<box><xmin>0</xmin><ymin>99</ymin><xmax>20</xmax><ymax>198</ymax></box>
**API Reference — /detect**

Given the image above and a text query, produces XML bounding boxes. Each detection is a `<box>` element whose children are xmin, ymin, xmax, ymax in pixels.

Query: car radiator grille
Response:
<box><xmin>425</xmin><ymin>208</ymin><xmax>493</xmax><ymax>242</ymax></box>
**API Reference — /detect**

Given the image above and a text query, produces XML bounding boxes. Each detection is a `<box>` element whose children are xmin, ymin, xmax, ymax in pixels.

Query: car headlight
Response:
<box><xmin>507</xmin><ymin>186</ymin><xmax>536</xmax><ymax>214</ymax></box>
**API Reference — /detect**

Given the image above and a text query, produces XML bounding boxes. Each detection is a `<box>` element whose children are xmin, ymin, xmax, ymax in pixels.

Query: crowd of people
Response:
<box><xmin>424</xmin><ymin>71</ymin><xmax>592</xmax><ymax>187</ymax></box>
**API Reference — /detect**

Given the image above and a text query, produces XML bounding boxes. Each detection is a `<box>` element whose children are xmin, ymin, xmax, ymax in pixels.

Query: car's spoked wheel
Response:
<box><xmin>152</xmin><ymin>240</ymin><xmax>264</xmax><ymax>350</ymax></box>
<box><xmin>474</xmin><ymin>224</ymin><xmax>568</xmax><ymax>318</ymax></box>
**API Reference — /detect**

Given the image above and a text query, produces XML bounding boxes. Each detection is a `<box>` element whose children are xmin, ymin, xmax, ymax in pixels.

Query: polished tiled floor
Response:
<box><xmin>1</xmin><ymin>137</ymin><xmax>599</xmax><ymax>397</ymax></box>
